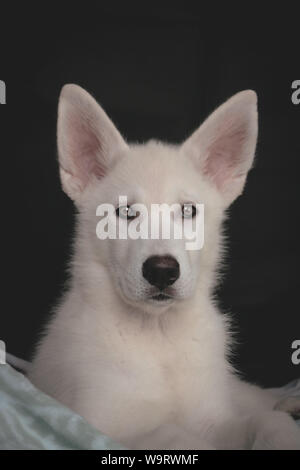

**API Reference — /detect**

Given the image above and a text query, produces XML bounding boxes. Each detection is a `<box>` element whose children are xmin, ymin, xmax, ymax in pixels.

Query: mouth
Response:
<box><xmin>151</xmin><ymin>293</ymin><xmax>173</xmax><ymax>302</ymax></box>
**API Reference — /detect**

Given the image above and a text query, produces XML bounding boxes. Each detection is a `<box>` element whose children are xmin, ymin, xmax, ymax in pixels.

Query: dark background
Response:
<box><xmin>1</xmin><ymin>6</ymin><xmax>300</xmax><ymax>387</ymax></box>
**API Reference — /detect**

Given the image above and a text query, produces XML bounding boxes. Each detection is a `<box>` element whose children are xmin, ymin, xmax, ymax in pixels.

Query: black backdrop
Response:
<box><xmin>1</xmin><ymin>6</ymin><xmax>300</xmax><ymax>387</ymax></box>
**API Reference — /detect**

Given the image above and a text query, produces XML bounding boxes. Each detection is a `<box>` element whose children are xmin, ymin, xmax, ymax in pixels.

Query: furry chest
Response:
<box><xmin>84</xmin><ymin>342</ymin><xmax>227</xmax><ymax>447</ymax></box>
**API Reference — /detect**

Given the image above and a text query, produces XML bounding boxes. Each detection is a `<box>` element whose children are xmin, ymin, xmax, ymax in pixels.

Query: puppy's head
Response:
<box><xmin>57</xmin><ymin>85</ymin><xmax>257</xmax><ymax>313</ymax></box>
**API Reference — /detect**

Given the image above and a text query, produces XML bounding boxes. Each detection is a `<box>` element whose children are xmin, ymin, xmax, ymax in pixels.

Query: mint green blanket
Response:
<box><xmin>0</xmin><ymin>364</ymin><xmax>125</xmax><ymax>450</ymax></box>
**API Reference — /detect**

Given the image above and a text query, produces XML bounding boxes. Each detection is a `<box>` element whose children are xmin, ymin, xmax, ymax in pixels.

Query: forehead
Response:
<box><xmin>100</xmin><ymin>141</ymin><xmax>212</xmax><ymax>204</ymax></box>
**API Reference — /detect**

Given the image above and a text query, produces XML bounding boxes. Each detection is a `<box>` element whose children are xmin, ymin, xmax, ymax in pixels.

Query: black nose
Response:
<box><xmin>142</xmin><ymin>255</ymin><xmax>180</xmax><ymax>290</ymax></box>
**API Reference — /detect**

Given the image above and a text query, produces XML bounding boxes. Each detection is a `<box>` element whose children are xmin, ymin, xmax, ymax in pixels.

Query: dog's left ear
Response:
<box><xmin>181</xmin><ymin>90</ymin><xmax>258</xmax><ymax>206</ymax></box>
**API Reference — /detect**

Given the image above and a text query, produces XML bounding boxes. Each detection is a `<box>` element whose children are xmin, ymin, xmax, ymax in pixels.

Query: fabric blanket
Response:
<box><xmin>0</xmin><ymin>364</ymin><xmax>125</xmax><ymax>450</ymax></box>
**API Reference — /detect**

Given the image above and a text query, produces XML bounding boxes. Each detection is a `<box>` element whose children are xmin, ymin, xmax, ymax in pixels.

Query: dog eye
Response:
<box><xmin>116</xmin><ymin>205</ymin><xmax>138</xmax><ymax>220</ymax></box>
<box><xmin>182</xmin><ymin>204</ymin><xmax>196</xmax><ymax>218</ymax></box>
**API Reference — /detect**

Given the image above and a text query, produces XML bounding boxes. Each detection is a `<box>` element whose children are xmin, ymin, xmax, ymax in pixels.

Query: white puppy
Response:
<box><xmin>29</xmin><ymin>85</ymin><xmax>300</xmax><ymax>449</ymax></box>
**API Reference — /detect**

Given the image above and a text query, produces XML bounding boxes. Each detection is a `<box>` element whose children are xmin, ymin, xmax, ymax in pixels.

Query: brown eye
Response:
<box><xmin>116</xmin><ymin>205</ymin><xmax>137</xmax><ymax>220</ymax></box>
<box><xmin>182</xmin><ymin>204</ymin><xmax>196</xmax><ymax>219</ymax></box>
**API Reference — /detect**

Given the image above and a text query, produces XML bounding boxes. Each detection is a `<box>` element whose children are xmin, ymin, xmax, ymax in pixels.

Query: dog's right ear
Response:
<box><xmin>57</xmin><ymin>84</ymin><xmax>128</xmax><ymax>202</ymax></box>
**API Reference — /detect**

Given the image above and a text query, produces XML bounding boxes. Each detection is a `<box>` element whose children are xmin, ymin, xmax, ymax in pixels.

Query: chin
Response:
<box><xmin>146</xmin><ymin>296</ymin><xmax>175</xmax><ymax>312</ymax></box>
<box><xmin>128</xmin><ymin>295</ymin><xmax>176</xmax><ymax>316</ymax></box>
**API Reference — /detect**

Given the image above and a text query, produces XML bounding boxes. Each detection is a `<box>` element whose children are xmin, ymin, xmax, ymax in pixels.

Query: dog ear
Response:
<box><xmin>181</xmin><ymin>90</ymin><xmax>258</xmax><ymax>206</ymax></box>
<box><xmin>57</xmin><ymin>84</ymin><xmax>128</xmax><ymax>201</ymax></box>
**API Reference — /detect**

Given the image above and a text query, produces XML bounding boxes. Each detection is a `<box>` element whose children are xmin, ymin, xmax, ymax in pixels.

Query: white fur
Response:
<box><xmin>29</xmin><ymin>85</ymin><xmax>300</xmax><ymax>450</ymax></box>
